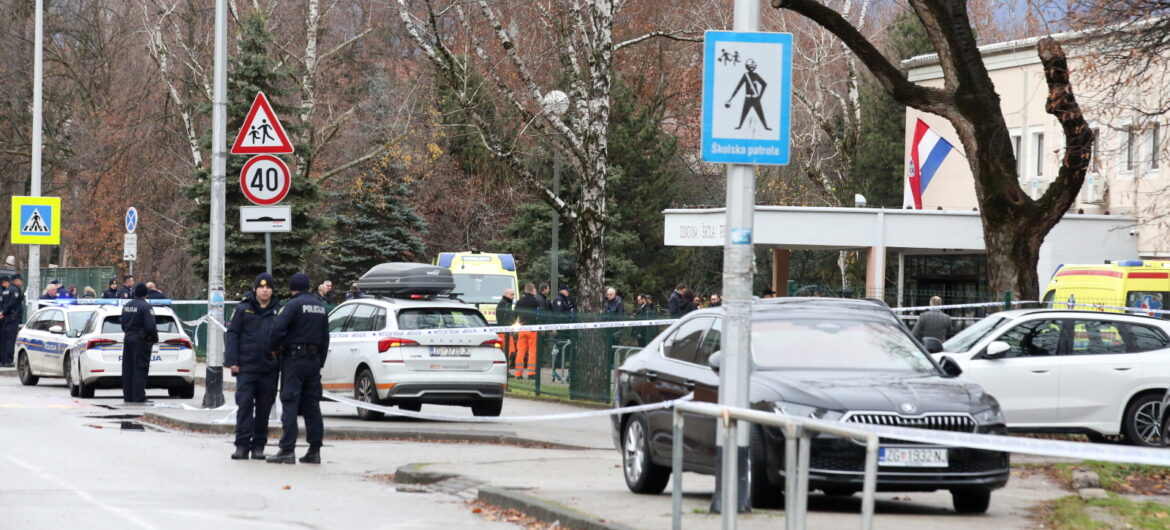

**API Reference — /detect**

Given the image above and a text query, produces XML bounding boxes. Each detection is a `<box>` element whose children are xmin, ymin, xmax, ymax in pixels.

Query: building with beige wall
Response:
<box><xmin>902</xmin><ymin>28</ymin><xmax>1168</xmax><ymax>257</ymax></box>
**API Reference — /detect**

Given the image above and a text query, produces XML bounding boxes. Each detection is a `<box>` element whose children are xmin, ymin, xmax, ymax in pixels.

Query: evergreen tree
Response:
<box><xmin>318</xmin><ymin>161</ymin><xmax>428</xmax><ymax>287</ymax></box>
<box><xmin>185</xmin><ymin>13</ymin><xmax>324</xmax><ymax>295</ymax></box>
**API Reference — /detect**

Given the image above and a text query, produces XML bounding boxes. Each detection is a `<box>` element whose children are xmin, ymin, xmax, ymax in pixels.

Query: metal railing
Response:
<box><xmin>670</xmin><ymin>401</ymin><xmax>879</xmax><ymax>530</ymax></box>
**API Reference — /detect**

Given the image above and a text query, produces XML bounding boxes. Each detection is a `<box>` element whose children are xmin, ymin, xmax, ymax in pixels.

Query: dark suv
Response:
<box><xmin>612</xmin><ymin>298</ymin><xmax>1010</xmax><ymax>514</ymax></box>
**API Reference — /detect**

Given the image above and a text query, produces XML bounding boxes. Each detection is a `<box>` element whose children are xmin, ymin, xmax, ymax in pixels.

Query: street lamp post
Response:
<box><xmin>542</xmin><ymin>90</ymin><xmax>570</xmax><ymax>295</ymax></box>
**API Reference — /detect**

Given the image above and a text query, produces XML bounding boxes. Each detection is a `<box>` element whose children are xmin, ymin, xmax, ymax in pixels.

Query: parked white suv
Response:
<box><xmin>936</xmin><ymin>309</ymin><xmax>1170</xmax><ymax>446</ymax></box>
<box><xmin>322</xmin><ymin>296</ymin><xmax>507</xmax><ymax>419</ymax></box>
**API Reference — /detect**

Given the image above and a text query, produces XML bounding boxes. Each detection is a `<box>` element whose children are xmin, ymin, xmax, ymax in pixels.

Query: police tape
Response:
<box><xmin>368</xmin><ymin>318</ymin><xmax>679</xmax><ymax>338</ymax></box>
<box><xmin>889</xmin><ymin>300</ymin><xmax>1040</xmax><ymax>313</ymax></box>
<box><xmin>800</xmin><ymin>417</ymin><xmax>1170</xmax><ymax>467</ymax></box>
<box><xmin>321</xmin><ymin>390</ymin><xmax>690</xmax><ymax>423</ymax></box>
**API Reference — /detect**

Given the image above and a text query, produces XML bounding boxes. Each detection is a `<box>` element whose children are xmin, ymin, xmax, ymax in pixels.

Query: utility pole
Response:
<box><xmin>203</xmin><ymin>0</ymin><xmax>228</xmax><ymax>408</ymax></box>
<box><xmin>26</xmin><ymin>0</ymin><xmax>44</xmax><ymax>317</ymax></box>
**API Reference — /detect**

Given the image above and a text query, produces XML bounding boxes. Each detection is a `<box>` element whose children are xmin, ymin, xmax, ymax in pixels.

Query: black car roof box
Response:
<box><xmin>356</xmin><ymin>262</ymin><xmax>455</xmax><ymax>296</ymax></box>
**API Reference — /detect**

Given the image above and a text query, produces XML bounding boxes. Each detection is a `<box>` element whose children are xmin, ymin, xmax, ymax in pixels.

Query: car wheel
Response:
<box><xmin>621</xmin><ymin>413</ymin><xmax>670</xmax><ymax>494</ymax></box>
<box><xmin>169</xmin><ymin>382</ymin><xmax>195</xmax><ymax>399</ymax></box>
<box><xmin>17</xmin><ymin>351</ymin><xmax>38</xmax><ymax>386</ymax></box>
<box><xmin>354</xmin><ymin>368</ymin><xmax>384</xmax><ymax>421</ymax></box>
<box><xmin>951</xmin><ymin>489</ymin><xmax>991</xmax><ymax>514</ymax></box>
<box><xmin>471</xmin><ymin>399</ymin><xmax>502</xmax><ymax>417</ymax></box>
<box><xmin>1124</xmin><ymin>393</ymin><xmax>1162</xmax><ymax>447</ymax></box>
<box><xmin>78</xmin><ymin>375</ymin><xmax>95</xmax><ymax>398</ymax></box>
<box><xmin>749</xmin><ymin>425</ymin><xmax>784</xmax><ymax>508</ymax></box>
<box><xmin>64</xmin><ymin>353</ymin><xmax>80</xmax><ymax>397</ymax></box>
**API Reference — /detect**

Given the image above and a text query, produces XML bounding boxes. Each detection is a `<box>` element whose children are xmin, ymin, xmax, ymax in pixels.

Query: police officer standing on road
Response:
<box><xmin>116</xmin><ymin>275</ymin><xmax>135</xmax><ymax>299</ymax></box>
<box><xmin>268</xmin><ymin>273</ymin><xmax>329</xmax><ymax>465</ymax></box>
<box><xmin>226</xmin><ymin>273</ymin><xmax>281</xmax><ymax>460</ymax></box>
<box><xmin>0</xmin><ymin>275</ymin><xmax>10</xmax><ymax>367</ymax></box>
<box><xmin>1</xmin><ymin>274</ymin><xmax>25</xmax><ymax>368</ymax></box>
<box><xmin>121</xmin><ymin>283</ymin><xmax>158</xmax><ymax>404</ymax></box>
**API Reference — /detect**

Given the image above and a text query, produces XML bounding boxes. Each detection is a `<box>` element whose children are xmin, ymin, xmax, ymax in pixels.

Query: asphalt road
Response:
<box><xmin>0</xmin><ymin>376</ymin><xmax>516</xmax><ymax>530</ymax></box>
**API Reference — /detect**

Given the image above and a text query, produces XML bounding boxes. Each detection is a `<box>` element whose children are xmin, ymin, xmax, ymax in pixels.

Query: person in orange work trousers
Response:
<box><xmin>512</xmin><ymin>283</ymin><xmax>541</xmax><ymax>379</ymax></box>
<box><xmin>495</xmin><ymin>287</ymin><xmax>516</xmax><ymax>365</ymax></box>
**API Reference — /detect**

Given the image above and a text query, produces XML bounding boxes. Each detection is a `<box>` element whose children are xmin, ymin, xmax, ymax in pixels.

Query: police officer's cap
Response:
<box><xmin>254</xmin><ymin>273</ymin><xmax>275</xmax><ymax>289</ymax></box>
<box><xmin>0</xmin><ymin>275</ymin><xmax>9</xmax><ymax>282</ymax></box>
<box><xmin>289</xmin><ymin>273</ymin><xmax>311</xmax><ymax>292</ymax></box>
<box><xmin>9</xmin><ymin>273</ymin><xmax>21</xmax><ymax>281</ymax></box>
<box><xmin>133</xmin><ymin>282</ymin><xmax>149</xmax><ymax>298</ymax></box>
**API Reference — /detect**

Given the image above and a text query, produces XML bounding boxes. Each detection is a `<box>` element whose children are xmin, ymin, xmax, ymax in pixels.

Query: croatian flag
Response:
<box><xmin>904</xmin><ymin>119</ymin><xmax>955</xmax><ymax>209</ymax></box>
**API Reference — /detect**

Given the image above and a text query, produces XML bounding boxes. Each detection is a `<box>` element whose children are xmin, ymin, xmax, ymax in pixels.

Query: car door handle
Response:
<box><xmin>683</xmin><ymin>379</ymin><xmax>696</xmax><ymax>390</ymax></box>
<box><xmin>645</xmin><ymin>370</ymin><xmax>658</xmax><ymax>381</ymax></box>
<box><xmin>1031</xmin><ymin>369</ymin><xmax>1050</xmax><ymax>374</ymax></box>
<box><xmin>1113</xmin><ymin>367</ymin><xmax>1133</xmax><ymax>371</ymax></box>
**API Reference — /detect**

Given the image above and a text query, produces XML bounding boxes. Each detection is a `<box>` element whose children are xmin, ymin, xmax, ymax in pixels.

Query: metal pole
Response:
<box><xmin>860</xmin><ymin>434</ymin><xmax>878</xmax><ymax>530</ymax></box>
<box><xmin>202</xmin><ymin>0</ymin><xmax>228</xmax><ymax>408</ymax></box>
<box><xmin>720</xmin><ymin>410</ymin><xmax>738</xmax><ymax>530</ymax></box>
<box><xmin>26</xmin><ymin>0</ymin><xmax>44</xmax><ymax>317</ymax></box>
<box><xmin>713</xmin><ymin>0</ymin><xmax>761</xmax><ymax>518</ymax></box>
<box><xmin>784</xmin><ymin>424</ymin><xmax>799</xmax><ymax>530</ymax></box>
<box><xmin>264</xmin><ymin>233</ymin><xmax>272</xmax><ymax>275</ymax></box>
<box><xmin>550</xmin><ymin>153</ymin><xmax>560</xmax><ymax>295</ymax></box>
<box><xmin>796</xmin><ymin>428</ymin><xmax>812</xmax><ymax>529</ymax></box>
<box><xmin>672</xmin><ymin>408</ymin><xmax>685</xmax><ymax>530</ymax></box>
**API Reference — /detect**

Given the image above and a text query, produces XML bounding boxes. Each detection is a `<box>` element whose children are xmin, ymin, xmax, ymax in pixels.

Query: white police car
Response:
<box><xmin>322</xmin><ymin>263</ymin><xmax>508</xmax><ymax>419</ymax></box>
<box><xmin>16</xmin><ymin>300</ymin><xmax>197</xmax><ymax>398</ymax></box>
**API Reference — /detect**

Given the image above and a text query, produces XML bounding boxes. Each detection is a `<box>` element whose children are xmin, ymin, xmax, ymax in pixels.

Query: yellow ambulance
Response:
<box><xmin>436</xmin><ymin>252</ymin><xmax>519</xmax><ymax>324</ymax></box>
<box><xmin>1043</xmin><ymin>260</ymin><xmax>1170</xmax><ymax>315</ymax></box>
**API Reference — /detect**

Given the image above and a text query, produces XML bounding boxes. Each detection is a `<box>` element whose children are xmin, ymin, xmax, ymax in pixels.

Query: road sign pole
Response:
<box><xmin>203</xmin><ymin>0</ymin><xmax>228</xmax><ymax>409</ymax></box>
<box><xmin>264</xmin><ymin>233</ymin><xmax>272</xmax><ymax>275</ymax></box>
<box><xmin>712</xmin><ymin>0</ymin><xmax>760</xmax><ymax>522</ymax></box>
<box><xmin>26</xmin><ymin>0</ymin><xmax>44</xmax><ymax>317</ymax></box>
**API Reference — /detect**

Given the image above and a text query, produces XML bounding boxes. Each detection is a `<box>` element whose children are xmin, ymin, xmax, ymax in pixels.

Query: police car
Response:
<box><xmin>322</xmin><ymin>263</ymin><xmax>508</xmax><ymax>419</ymax></box>
<box><xmin>16</xmin><ymin>300</ymin><xmax>197</xmax><ymax>398</ymax></box>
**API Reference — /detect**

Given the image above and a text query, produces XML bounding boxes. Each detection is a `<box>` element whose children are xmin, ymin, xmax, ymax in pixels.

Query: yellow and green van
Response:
<box><xmin>435</xmin><ymin>252</ymin><xmax>519</xmax><ymax>324</ymax></box>
<box><xmin>1043</xmin><ymin>260</ymin><xmax>1170</xmax><ymax>315</ymax></box>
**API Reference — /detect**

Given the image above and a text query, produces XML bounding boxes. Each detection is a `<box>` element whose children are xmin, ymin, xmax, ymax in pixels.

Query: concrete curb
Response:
<box><xmin>140</xmin><ymin>412</ymin><xmax>588</xmax><ymax>450</ymax></box>
<box><xmin>394</xmin><ymin>463</ymin><xmax>635</xmax><ymax>530</ymax></box>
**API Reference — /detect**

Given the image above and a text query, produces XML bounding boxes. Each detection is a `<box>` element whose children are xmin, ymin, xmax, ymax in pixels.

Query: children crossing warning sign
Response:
<box><xmin>10</xmin><ymin>196</ymin><xmax>61</xmax><ymax>245</ymax></box>
<box><xmin>231</xmin><ymin>92</ymin><xmax>295</xmax><ymax>155</ymax></box>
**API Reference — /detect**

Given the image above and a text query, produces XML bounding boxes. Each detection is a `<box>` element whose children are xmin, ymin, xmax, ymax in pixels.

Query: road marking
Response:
<box><xmin>7</xmin><ymin>456</ymin><xmax>158</xmax><ymax>529</ymax></box>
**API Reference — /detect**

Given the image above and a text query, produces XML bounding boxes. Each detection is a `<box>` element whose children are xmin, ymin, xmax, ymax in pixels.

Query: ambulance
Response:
<box><xmin>1042</xmin><ymin>260</ymin><xmax>1170</xmax><ymax>316</ymax></box>
<box><xmin>436</xmin><ymin>252</ymin><xmax>519</xmax><ymax>324</ymax></box>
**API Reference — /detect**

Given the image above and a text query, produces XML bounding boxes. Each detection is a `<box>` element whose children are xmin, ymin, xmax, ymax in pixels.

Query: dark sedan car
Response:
<box><xmin>612</xmin><ymin>298</ymin><xmax>1010</xmax><ymax>514</ymax></box>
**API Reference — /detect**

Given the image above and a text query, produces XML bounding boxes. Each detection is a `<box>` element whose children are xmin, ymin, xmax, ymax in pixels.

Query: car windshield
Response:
<box><xmin>100</xmin><ymin>315</ymin><xmax>180</xmax><ymax>334</ymax></box>
<box><xmin>397</xmin><ymin>308</ymin><xmax>487</xmax><ymax>330</ymax></box>
<box><xmin>751</xmin><ymin>317</ymin><xmax>936</xmax><ymax>373</ymax></box>
<box><xmin>943</xmin><ymin>315</ymin><xmax>1008</xmax><ymax>352</ymax></box>
<box><xmin>68</xmin><ymin>311</ymin><xmax>94</xmax><ymax>331</ymax></box>
<box><xmin>451</xmin><ymin>274</ymin><xmax>515</xmax><ymax>304</ymax></box>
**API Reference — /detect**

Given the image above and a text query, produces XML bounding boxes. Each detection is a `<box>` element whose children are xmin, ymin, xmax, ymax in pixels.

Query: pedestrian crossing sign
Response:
<box><xmin>11</xmin><ymin>196</ymin><xmax>61</xmax><ymax>245</ymax></box>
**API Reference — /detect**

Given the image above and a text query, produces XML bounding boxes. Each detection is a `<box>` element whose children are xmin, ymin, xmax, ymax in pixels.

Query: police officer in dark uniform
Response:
<box><xmin>120</xmin><ymin>283</ymin><xmax>158</xmax><ymax>404</ymax></box>
<box><xmin>267</xmin><ymin>273</ymin><xmax>329</xmax><ymax>465</ymax></box>
<box><xmin>226</xmin><ymin>273</ymin><xmax>281</xmax><ymax>460</ymax></box>
<box><xmin>0</xmin><ymin>275</ymin><xmax>10</xmax><ymax>367</ymax></box>
<box><xmin>116</xmin><ymin>275</ymin><xmax>135</xmax><ymax>299</ymax></box>
<box><xmin>2</xmin><ymin>274</ymin><xmax>25</xmax><ymax>368</ymax></box>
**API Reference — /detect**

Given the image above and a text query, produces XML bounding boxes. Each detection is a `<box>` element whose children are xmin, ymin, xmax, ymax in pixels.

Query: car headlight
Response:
<box><xmin>973</xmin><ymin>407</ymin><xmax>1005</xmax><ymax>426</ymax></box>
<box><xmin>774</xmin><ymin>402</ymin><xmax>844</xmax><ymax>422</ymax></box>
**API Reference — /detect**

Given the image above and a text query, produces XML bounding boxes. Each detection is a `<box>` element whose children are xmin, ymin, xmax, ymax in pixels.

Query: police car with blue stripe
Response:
<box><xmin>16</xmin><ymin>300</ymin><xmax>196</xmax><ymax>399</ymax></box>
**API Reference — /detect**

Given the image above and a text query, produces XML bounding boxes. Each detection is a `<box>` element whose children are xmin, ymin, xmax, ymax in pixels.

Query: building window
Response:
<box><xmin>1011</xmin><ymin>132</ymin><xmax>1022</xmax><ymax>177</ymax></box>
<box><xmin>1149</xmin><ymin>123</ymin><xmax>1161</xmax><ymax>170</ymax></box>
<box><xmin>1034</xmin><ymin>132</ymin><xmax>1044</xmax><ymax>177</ymax></box>
<box><xmin>1089</xmin><ymin>127</ymin><xmax>1101</xmax><ymax>174</ymax></box>
<box><xmin>1125</xmin><ymin>124</ymin><xmax>1137</xmax><ymax>172</ymax></box>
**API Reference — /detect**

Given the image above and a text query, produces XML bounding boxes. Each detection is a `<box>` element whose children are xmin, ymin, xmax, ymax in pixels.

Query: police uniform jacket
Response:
<box><xmin>116</xmin><ymin>285</ymin><xmax>133</xmax><ymax>299</ymax></box>
<box><xmin>5</xmin><ymin>284</ymin><xmax>24</xmax><ymax>321</ymax></box>
<box><xmin>270</xmin><ymin>291</ymin><xmax>329</xmax><ymax>366</ymax></box>
<box><xmin>120</xmin><ymin>298</ymin><xmax>158</xmax><ymax>343</ymax></box>
<box><xmin>552</xmin><ymin>293</ymin><xmax>574</xmax><ymax>314</ymax></box>
<box><xmin>0</xmin><ymin>286</ymin><xmax>9</xmax><ymax>317</ymax></box>
<box><xmin>225</xmin><ymin>293</ymin><xmax>281</xmax><ymax>374</ymax></box>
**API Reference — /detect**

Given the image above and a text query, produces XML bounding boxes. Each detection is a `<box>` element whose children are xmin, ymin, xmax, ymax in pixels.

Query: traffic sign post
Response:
<box><xmin>10</xmin><ymin>196</ymin><xmax>61</xmax><ymax>245</ymax></box>
<box><xmin>239</xmin><ymin>155</ymin><xmax>292</xmax><ymax>205</ymax></box>
<box><xmin>240</xmin><ymin>205</ymin><xmax>293</xmax><ymax>275</ymax></box>
<box><xmin>123</xmin><ymin>233</ymin><xmax>138</xmax><ymax>262</ymax></box>
<box><xmin>699</xmin><ymin>9</ymin><xmax>794</xmax><ymax>520</ymax></box>
<box><xmin>231</xmin><ymin>92</ymin><xmax>294</xmax><ymax>155</ymax></box>
<box><xmin>125</xmin><ymin>207</ymin><xmax>138</xmax><ymax>233</ymax></box>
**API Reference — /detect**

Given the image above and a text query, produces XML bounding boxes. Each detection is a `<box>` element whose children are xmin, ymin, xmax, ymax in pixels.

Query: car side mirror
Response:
<box><xmin>938</xmin><ymin>355</ymin><xmax>963</xmax><ymax>378</ymax></box>
<box><xmin>982</xmin><ymin>340</ymin><xmax>1010</xmax><ymax>359</ymax></box>
<box><xmin>708</xmin><ymin>351</ymin><xmax>723</xmax><ymax>373</ymax></box>
<box><xmin>66</xmin><ymin>329</ymin><xmax>80</xmax><ymax>338</ymax></box>
<box><xmin>922</xmin><ymin>337</ymin><xmax>944</xmax><ymax>354</ymax></box>
<box><xmin>48</xmin><ymin>325</ymin><xmax>64</xmax><ymax>334</ymax></box>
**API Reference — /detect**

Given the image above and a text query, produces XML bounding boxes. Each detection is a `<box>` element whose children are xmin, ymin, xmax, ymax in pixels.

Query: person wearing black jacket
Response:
<box><xmin>115</xmin><ymin>275</ymin><xmax>135</xmax><ymax>299</ymax></box>
<box><xmin>226</xmin><ymin>273</ymin><xmax>281</xmax><ymax>460</ymax></box>
<box><xmin>1</xmin><ymin>274</ymin><xmax>24</xmax><ymax>367</ymax></box>
<box><xmin>267</xmin><ymin>273</ymin><xmax>330</xmax><ymax>465</ymax></box>
<box><xmin>668</xmin><ymin>284</ymin><xmax>687</xmax><ymax>318</ymax></box>
<box><xmin>101</xmin><ymin>279</ymin><xmax>117</xmax><ymax>299</ymax></box>
<box><xmin>120</xmin><ymin>283</ymin><xmax>158</xmax><ymax>404</ymax></box>
<box><xmin>512</xmin><ymin>283</ymin><xmax>540</xmax><ymax>379</ymax></box>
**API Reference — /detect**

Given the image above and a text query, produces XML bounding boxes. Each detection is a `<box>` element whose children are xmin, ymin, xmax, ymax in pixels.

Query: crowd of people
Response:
<box><xmin>29</xmin><ymin>274</ymin><xmax>170</xmax><ymax>302</ymax></box>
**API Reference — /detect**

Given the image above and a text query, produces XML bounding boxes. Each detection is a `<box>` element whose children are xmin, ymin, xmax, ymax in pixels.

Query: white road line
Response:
<box><xmin>7</xmin><ymin>456</ymin><xmax>158</xmax><ymax>530</ymax></box>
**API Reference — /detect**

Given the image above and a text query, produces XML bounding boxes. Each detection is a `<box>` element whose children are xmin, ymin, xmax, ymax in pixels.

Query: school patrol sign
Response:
<box><xmin>700</xmin><ymin>31</ymin><xmax>793</xmax><ymax>165</ymax></box>
<box><xmin>11</xmin><ymin>196</ymin><xmax>61</xmax><ymax>245</ymax></box>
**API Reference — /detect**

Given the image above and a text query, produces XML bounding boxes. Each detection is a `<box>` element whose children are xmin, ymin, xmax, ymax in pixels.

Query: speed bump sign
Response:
<box><xmin>11</xmin><ymin>196</ymin><xmax>61</xmax><ymax>245</ymax></box>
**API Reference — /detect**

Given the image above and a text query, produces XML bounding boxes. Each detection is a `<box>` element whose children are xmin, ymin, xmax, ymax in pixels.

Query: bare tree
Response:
<box><xmin>771</xmin><ymin>0</ymin><xmax>1094</xmax><ymax>298</ymax></box>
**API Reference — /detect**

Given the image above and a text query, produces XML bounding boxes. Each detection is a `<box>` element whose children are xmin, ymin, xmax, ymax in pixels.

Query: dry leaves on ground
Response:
<box><xmin>468</xmin><ymin>499</ymin><xmax>560</xmax><ymax>529</ymax></box>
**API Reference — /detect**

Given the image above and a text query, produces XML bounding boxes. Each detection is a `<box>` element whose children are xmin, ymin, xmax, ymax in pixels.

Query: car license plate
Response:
<box><xmin>878</xmin><ymin>447</ymin><xmax>948</xmax><ymax>467</ymax></box>
<box><xmin>429</xmin><ymin>346</ymin><xmax>469</xmax><ymax>357</ymax></box>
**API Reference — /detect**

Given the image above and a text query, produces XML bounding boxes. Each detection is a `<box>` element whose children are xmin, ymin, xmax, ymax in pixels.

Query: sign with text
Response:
<box><xmin>239</xmin><ymin>155</ymin><xmax>292</xmax><ymax>205</ymax></box>
<box><xmin>701</xmin><ymin>31</ymin><xmax>793</xmax><ymax>165</ymax></box>
<box><xmin>123</xmin><ymin>233</ymin><xmax>138</xmax><ymax>261</ymax></box>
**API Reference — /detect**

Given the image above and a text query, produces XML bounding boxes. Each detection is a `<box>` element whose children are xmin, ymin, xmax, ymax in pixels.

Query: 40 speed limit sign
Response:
<box><xmin>239</xmin><ymin>155</ymin><xmax>291</xmax><ymax>205</ymax></box>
